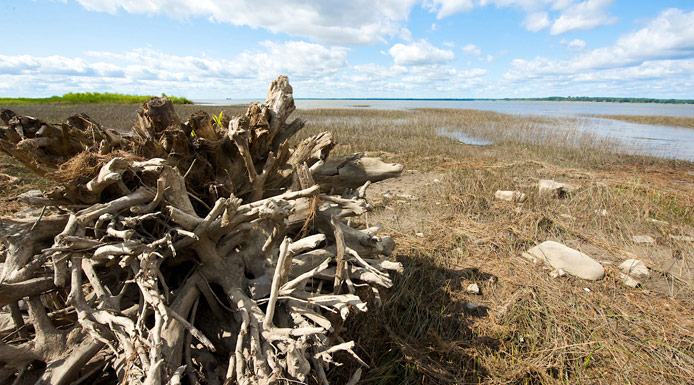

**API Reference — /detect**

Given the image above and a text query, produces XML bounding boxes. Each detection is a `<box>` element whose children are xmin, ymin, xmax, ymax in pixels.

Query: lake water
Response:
<box><xmin>195</xmin><ymin>99</ymin><xmax>694</xmax><ymax>161</ymax></box>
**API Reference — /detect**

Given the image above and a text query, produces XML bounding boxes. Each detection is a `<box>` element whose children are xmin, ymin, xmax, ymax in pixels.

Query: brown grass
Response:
<box><xmin>591</xmin><ymin>114</ymin><xmax>694</xmax><ymax>129</ymax></box>
<box><xmin>348</xmin><ymin>159</ymin><xmax>694</xmax><ymax>384</ymax></box>
<box><xmin>1</xmin><ymin>103</ymin><xmax>693</xmax><ymax>384</ymax></box>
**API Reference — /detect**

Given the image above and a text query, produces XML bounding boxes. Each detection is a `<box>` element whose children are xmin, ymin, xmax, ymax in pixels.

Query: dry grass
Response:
<box><xmin>347</xmin><ymin>159</ymin><xmax>694</xmax><ymax>384</ymax></box>
<box><xmin>591</xmin><ymin>114</ymin><xmax>694</xmax><ymax>129</ymax></box>
<box><xmin>1</xmin><ymin>103</ymin><xmax>693</xmax><ymax>384</ymax></box>
<box><xmin>293</xmin><ymin>107</ymin><xmax>694</xmax><ymax>384</ymax></box>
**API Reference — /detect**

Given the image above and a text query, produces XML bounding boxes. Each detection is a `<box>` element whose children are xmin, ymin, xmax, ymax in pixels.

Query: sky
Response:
<box><xmin>2</xmin><ymin>0</ymin><xmax>694</xmax><ymax>99</ymax></box>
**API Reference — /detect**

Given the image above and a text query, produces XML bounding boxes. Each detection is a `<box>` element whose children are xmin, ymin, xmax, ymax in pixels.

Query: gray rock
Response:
<box><xmin>618</xmin><ymin>259</ymin><xmax>649</xmax><ymax>279</ymax></box>
<box><xmin>523</xmin><ymin>241</ymin><xmax>605</xmax><ymax>281</ymax></box>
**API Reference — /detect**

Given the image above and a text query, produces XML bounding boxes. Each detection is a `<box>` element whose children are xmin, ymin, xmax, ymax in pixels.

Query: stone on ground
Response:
<box><xmin>618</xmin><ymin>259</ymin><xmax>650</xmax><ymax>279</ymax></box>
<box><xmin>539</xmin><ymin>179</ymin><xmax>576</xmax><ymax>198</ymax></box>
<box><xmin>467</xmin><ymin>283</ymin><xmax>481</xmax><ymax>295</ymax></box>
<box><xmin>523</xmin><ymin>241</ymin><xmax>605</xmax><ymax>281</ymax></box>
<box><xmin>494</xmin><ymin>190</ymin><xmax>527</xmax><ymax>202</ymax></box>
<box><xmin>620</xmin><ymin>273</ymin><xmax>641</xmax><ymax>288</ymax></box>
<box><xmin>549</xmin><ymin>268</ymin><xmax>566</xmax><ymax>278</ymax></box>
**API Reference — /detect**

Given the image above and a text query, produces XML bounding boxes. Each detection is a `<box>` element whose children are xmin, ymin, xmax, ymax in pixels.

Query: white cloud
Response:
<box><xmin>480</xmin><ymin>0</ymin><xmax>614</xmax><ymax>34</ymax></box>
<box><xmin>389</xmin><ymin>40</ymin><xmax>455</xmax><ymax>66</ymax></box>
<box><xmin>569</xmin><ymin>60</ymin><xmax>694</xmax><ymax>83</ymax></box>
<box><xmin>399</xmin><ymin>28</ymin><xmax>414</xmax><ymax>42</ymax></box>
<box><xmin>424</xmin><ymin>0</ymin><xmax>475</xmax><ymax>19</ymax></box>
<box><xmin>74</xmin><ymin>0</ymin><xmax>420</xmax><ymax>45</ymax></box>
<box><xmin>461</xmin><ymin>44</ymin><xmax>492</xmax><ymax>61</ymax></box>
<box><xmin>0</xmin><ymin>41</ymin><xmax>348</xmax><ymax>97</ymax></box>
<box><xmin>343</xmin><ymin>62</ymin><xmax>486</xmax><ymax>95</ymax></box>
<box><xmin>0</xmin><ymin>42</ymin><xmax>486</xmax><ymax>98</ymax></box>
<box><xmin>523</xmin><ymin>12</ymin><xmax>551</xmax><ymax>31</ymax></box>
<box><xmin>401</xmin><ymin>65</ymin><xmax>487</xmax><ymax>90</ymax></box>
<box><xmin>550</xmin><ymin>0</ymin><xmax>616</xmax><ymax>34</ymax></box>
<box><xmin>504</xmin><ymin>8</ymin><xmax>694</xmax><ymax>88</ymax></box>
<box><xmin>462</xmin><ymin>44</ymin><xmax>482</xmax><ymax>56</ymax></box>
<box><xmin>564</xmin><ymin>38</ymin><xmax>586</xmax><ymax>50</ymax></box>
<box><xmin>349</xmin><ymin>63</ymin><xmax>407</xmax><ymax>83</ymax></box>
<box><xmin>68</xmin><ymin>0</ymin><xmax>617</xmax><ymax>46</ymax></box>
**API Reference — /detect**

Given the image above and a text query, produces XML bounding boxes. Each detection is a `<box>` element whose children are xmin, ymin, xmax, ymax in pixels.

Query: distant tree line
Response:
<box><xmin>502</xmin><ymin>96</ymin><xmax>694</xmax><ymax>104</ymax></box>
<box><xmin>0</xmin><ymin>92</ymin><xmax>192</xmax><ymax>104</ymax></box>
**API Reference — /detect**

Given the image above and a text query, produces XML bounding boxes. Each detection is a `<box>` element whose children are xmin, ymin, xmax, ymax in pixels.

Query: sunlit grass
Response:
<box><xmin>0</xmin><ymin>92</ymin><xmax>192</xmax><ymax>104</ymax></box>
<box><xmin>1</xmin><ymin>102</ymin><xmax>692</xmax><ymax>384</ymax></box>
<box><xmin>591</xmin><ymin>114</ymin><xmax>694</xmax><ymax>129</ymax></box>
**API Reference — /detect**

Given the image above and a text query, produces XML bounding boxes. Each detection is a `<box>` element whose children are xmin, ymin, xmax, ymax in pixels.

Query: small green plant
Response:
<box><xmin>212</xmin><ymin>111</ymin><xmax>224</xmax><ymax>127</ymax></box>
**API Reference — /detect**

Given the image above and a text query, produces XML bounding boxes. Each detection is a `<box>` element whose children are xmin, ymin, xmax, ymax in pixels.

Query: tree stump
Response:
<box><xmin>0</xmin><ymin>76</ymin><xmax>403</xmax><ymax>385</ymax></box>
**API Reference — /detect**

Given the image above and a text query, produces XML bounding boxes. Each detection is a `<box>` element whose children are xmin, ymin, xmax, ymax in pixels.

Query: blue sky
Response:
<box><xmin>2</xmin><ymin>0</ymin><xmax>694</xmax><ymax>99</ymax></box>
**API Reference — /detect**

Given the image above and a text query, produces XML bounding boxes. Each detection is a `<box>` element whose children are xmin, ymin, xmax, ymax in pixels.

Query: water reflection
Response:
<box><xmin>438</xmin><ymin>129</ymin><xmax>493</xmax><ymax>146</ymax></box>
<box><xmin>578</xmin><ymin>117</ymin><xmax>694</xmax><ymax>161</ymax></box>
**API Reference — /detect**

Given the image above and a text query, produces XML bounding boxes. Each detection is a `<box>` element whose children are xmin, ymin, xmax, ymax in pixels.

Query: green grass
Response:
<box><xmin>0</xmin><ymin>92</ymin><xmax>192</xmax><ymax>105</ymax></box>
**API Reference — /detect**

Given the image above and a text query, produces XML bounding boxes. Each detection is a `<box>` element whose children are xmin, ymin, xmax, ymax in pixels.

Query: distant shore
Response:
<box><xmin>2</xmin><ymin>93</ymin><xmax>692</xmax><ymax>105</ymax></box>
<box><xmin>292</xmin><ymin>97</ymin><xmax>694</xmax><ymax>104</ymax></box>
<box><xmin>0</xmin><ymin>92</ymin><xmax>192</xmax><ymax>104</ymax></box>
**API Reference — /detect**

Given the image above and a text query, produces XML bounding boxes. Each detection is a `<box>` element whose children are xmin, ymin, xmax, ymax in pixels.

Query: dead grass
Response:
<box><xmin>1</xmin><ymin>103</ymin><xmax>693</xmax><ymax>384</ymax></box>
<box><xmin>592</xmin><ymin>114</ymin><xmax>694</xmax><ymax>129</ymax></box>
<box><xmin>343</xmin><ymin>145</ymin><xmax>693</xmax><ymax>384</ymax></box>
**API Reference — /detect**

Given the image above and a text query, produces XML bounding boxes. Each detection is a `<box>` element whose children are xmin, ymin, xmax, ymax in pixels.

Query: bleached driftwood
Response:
<box><xmin>0</xmin><ymin>76</ymin><xmax>403</xmax><ymax>384</ymax></box>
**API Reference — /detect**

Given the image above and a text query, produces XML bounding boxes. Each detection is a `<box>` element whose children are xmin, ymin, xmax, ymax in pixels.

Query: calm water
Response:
<box><xmin>195</xmin><ymin>99</ymin><xmax>694</xmax><ymax>161</ymax></box>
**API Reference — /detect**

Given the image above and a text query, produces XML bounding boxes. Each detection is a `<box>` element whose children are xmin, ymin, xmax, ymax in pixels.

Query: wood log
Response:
<box><xmin>313</xmin><ymin>152</ymin><xmax>404</xmax><ymax>193</ymax></box>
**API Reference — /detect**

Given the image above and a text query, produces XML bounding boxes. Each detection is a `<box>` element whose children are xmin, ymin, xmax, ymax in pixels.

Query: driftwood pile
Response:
<box><xmin>0</xmin><ymin>76</ymin><xmax>404</xmax><ymax>384</ymax></box>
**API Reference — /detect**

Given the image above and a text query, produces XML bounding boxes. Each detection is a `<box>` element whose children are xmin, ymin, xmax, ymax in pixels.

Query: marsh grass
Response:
<box><xmin>295</xmin><ymin>108</ymin><xmax>661</xmax><ymax>169</ymax></box>
<box><xmin>592</xmin><ymin>114</ymin><xmax>694</xmax><ymax>129</ymax></box>
<box><xmin>340</xmin><ymin>158</ymin><xmax>694</xmax><ymax>384</ymax></box>
<box><xmin>292</xmin><ymin>108</ymin><xmax>694</xmax><ymax>384</ymax></box>
<box><xmin>1</xmin><ymin>103</ymin><xmax>693</xmax><ymax>384</ymax></box>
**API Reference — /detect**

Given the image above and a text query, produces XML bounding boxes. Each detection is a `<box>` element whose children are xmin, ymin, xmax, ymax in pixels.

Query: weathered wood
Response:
<box><xmin>139</xmin><ymin>97</ymin><xmax>181</xmax><ymax>135</ymax></box>
<box><xmin>186</xmin><ymin>111</ymin><xmax>218</xmax><ymax>141</ymax></box>
<box><xmin>0</xmin><ymin>76</ymin><xmax>403</xmax><ymax>385</ymax></box>
<box><xmin>313</xmin><ymin>152</ymin><xmax>404</xmax><ymax>193</ymax></box>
